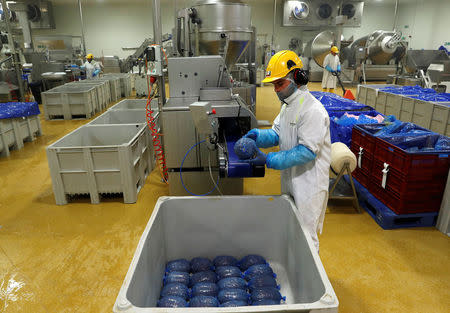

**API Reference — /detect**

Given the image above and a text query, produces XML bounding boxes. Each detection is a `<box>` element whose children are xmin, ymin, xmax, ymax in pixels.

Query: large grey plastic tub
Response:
<box><xmin>42</xmin><ymin>85</ymin><xmax>97</xmax><ymax>120</ymax></box>
<box><xmin>67</xmin><ymin>80</ymin><xmax>111</xmax><ymax>110</ymax></box>
<box><xmin>97</xmin><ymin>77</ymin><xmax>121</xmax><ymax>102</ymax></box>
<box><xmin>47</xmin><ymin>124</ymin><xmax>152</xmax><ymax>205</ymax></box>
<box><xmin>104</xmin><ymin>73</ymin><xmax>133</xmax><ymax>97</ymax></box>
<box><xmin>0</xmin><ymin>115</ymin><xmax>42</xmax><ymax>157</ymax></box>
<box><xmin>109</xmin><ymin>99</ymin><xmax>149</xmax><ymax>111</ymax></box>
<box><xmin>90</xmin><ymin>110</ymin><xmax>147</xmax><ymax>125</ymax></box>
<box><xmin>357</xmin><ymin>84</ymin><xmax>399</xmax><ymax>107</ymax></box>
<box><xmin>113</xmin><ymin>195</ymin><xmax>339</xmax><ymax>313</ymax></box>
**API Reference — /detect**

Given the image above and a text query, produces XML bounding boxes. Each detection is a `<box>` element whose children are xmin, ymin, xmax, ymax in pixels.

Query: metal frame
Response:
<box><xmin>329</xmin><ymin>162</ymin><xmax>361</xmax><ymax>213</ymax></box>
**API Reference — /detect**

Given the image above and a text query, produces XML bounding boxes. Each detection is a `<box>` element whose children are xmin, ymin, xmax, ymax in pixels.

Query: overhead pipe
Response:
<box><xmin>393</xmin><ymin>0</ymin><xmax>399</xmax><ymax>31</ymax></box>
<box><xmin>78</xmin><ymin>0</ymin><xmax>87</xmax><ymax>57</ymax></box>
<box><xmin>271</xmin><ymin>0</ymin><xmax>277</xmax><ymax>50</ymax></box>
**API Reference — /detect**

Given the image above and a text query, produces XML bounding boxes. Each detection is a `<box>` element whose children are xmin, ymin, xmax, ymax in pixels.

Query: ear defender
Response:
<box><xmin>292</xmin><ymin>68</ymin><xmax>309</xmax><ymax>85</ymax></box>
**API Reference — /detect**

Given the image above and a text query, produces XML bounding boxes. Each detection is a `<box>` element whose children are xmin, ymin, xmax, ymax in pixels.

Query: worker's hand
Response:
<box><xmin>93</xmin><ymin>69</ymin><xmax>100</xmax><ymax>77</ymax></box>
<box><xmin>242</xmin><ymin>148</ymin><xmax>266</xmax><ymax>166</ymax></box>
<box><xmin>325</xmin><ymin>65</ymin><xmax>334</xmax><ymax>73</ymax></box>
<box><xmin>337</xmin><ymin>65</ymin><xmax>341</xmax><ymax>73</ymax></box>
<box><xmin>243</xmin><ymin>128</ymin><xmax>259</xmax><ymax>141</ymax></box>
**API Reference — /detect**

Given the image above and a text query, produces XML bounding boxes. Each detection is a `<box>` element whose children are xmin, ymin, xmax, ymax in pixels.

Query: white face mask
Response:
<box><xmin>276</xmin><ymin>78</ymin><xmax>297</xmax><ymax>102</ymax></box>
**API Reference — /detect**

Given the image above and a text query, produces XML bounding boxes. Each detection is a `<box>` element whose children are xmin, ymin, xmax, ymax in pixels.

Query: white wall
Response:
<box><xmin>33</xmin><ymin>0</ymin><xmax>449</xmax><ymax>59</ymax></box>
<box><xmin>396</xmin><ymin>0</ymin><xmax>450</xmax><ymax>50</ymax></box>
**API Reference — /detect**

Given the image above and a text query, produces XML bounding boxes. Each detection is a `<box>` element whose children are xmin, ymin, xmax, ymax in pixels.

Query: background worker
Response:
<box><xmin>82</xmin><ymin>53</ymin><xmax>101</xmax><ymax>79</ymax></box>
<box><xmin>322</xmin><ymin>46</ymin><xmax>341</xmax><ymax>93</ymax></box>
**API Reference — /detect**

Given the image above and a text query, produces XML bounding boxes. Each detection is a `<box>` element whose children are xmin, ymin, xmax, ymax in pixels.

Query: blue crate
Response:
<box><xmin>346</xmin><ymin>176</ymin><xmax>438</xmax><ymax>229</ymax></box>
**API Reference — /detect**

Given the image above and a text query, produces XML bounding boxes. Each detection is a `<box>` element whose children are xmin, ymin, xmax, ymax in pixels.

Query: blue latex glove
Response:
<box><xmin>243</xmin><ymin>148</ymin><xmax>267</xmax><ymax>166</ymax></box>
<box><xmin>337</xmin><ymin>65</ymin><xmax>341</xmax><ymax>73</ymax></box>
<box><xmin>243</xmin><ymin>129</ymin><xmax>279</xmax><ymax>148</ymax></box>
<box><xmin>266</xmin><ymin>145</ymin><xmax>316</xmax><ymax>170</ymax></box>
<box><xmin>325</xmin><ymin>65</ymin><xmax>334</xmax><ymax>73</ymax></box>
<box><xmin>93</xmin><ymin>69</ymin><xmax>100</xmax><ymax>77</ymax></box>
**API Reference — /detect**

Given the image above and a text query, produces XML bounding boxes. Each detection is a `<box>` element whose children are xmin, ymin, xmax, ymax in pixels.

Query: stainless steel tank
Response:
<box><xmin>304</xmin><ymin>30</ymin><xmax>336</xmax><ymax>68</ymax></box>
<box><xmin>190</xmin><ymin>0</ymin><xmax>252</xmax><ymax>69</ymax></box>
<box><xmin>348</xmin><ymin>30</ymin><xmax>404</xmax><ymax>65</ymax></box>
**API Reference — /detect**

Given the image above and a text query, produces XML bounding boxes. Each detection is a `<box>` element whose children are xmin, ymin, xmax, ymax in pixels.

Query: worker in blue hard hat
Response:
<box><xmin>240</xmin><ymin>50</ymin><xmax>331</xmax><ymax>252</ymax></box>
<box><xmin>82</xmin><ymin>53</ymin><xmax>102</xmax><ymax>79</ymax></box>
<box><xmin>322</xmin><ymin>46</ymin><xmax>341</xmax><ymax>93</ymax></box>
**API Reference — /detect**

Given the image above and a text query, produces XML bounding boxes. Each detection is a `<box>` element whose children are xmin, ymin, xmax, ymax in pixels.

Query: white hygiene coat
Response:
<box><xmin>322</xmin><ymin>53</ymin><xmax>340</xmax><ymax>89</ymax></box>
<box><xmin>273</xmin><ymin>88</ymin><xmax>331</xmax><ymax>251</ymax></box>
<box><xmin>83</xmin><ymin>61</ymin><xmax>101</xmax><ymax>79</ymax></box>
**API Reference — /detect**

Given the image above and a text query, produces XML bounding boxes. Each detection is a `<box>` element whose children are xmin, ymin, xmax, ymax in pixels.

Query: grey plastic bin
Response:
<box><xmin>109</xmin><ymin>99</ymin><xmax>149</xmax><ymax>111</ymax></box>
<box><xmin>67</xmin><ymin>80</ymin><xmax>111</xmax><ymax>110</ymax></box>
<box><xmin>90</xmin><ymin>110</ymin><xmax>147</xmax><ymax>125</ymax></box>
<box><xmin>104</xmin><ymin>73</ymin><xmax>133</xmax><ymax>97</ymax></box>
<box><xmin>42</xmin><ymin>85</ymin><xmax>97</xmax><ymax>120</ymax></box>
<box><xmin>46</xmin><ymin>124</ymin><xmax>152</xmax><ymax>205</ymax></box>
<box><xmin>113</xmin><ymin>195</ymin><xmax>339</xmax><ymax>313</ymax></box>
<box><xmin>98</xmin><ymin>77</ymin><xmax>121</xmax><ymax>102</ymax></box>
<box><xmin>0</xmin><ymin>115</ymin><xmax>42</xmax><ymax>157</ymax></box>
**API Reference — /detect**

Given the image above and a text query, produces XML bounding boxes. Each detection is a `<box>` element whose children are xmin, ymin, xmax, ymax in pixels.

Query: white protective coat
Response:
<box><xmin>322</xmin><ymin>53</ymin><xmax>340</xmax><ymax>89</ymax></box>
<box><xmin>83</xmin><ymin>61</ymin><xmax>101</xmax><ymax>79</ymax></box>
<box><xmin>273</xmin><ymin>88</ymin><xmax>331</xmax><ymax>251</ymax></box>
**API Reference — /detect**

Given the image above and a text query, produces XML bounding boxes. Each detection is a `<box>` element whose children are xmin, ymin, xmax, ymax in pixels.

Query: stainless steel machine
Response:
<box><xmin>305</xmin><ymin>30</ymin><xmax>406</xmax><ymax>84</ymax></box>
<box><xmin>162</xmin><ymin>56</ymin><xmax>261</xmax><ymax>196</ymax></box>
<box><xmin>175</xmin><ymin>0</ymin><xmax>257</xmax><ymax>109</ymax></box>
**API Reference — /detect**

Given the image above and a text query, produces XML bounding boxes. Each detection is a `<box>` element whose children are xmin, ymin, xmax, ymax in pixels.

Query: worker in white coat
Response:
<box><xmin>322</xmin><ymin>46</ymin><xmax>341</xmax><ymax>93</ymax></box>
<box><xmin>242</xmin><ymin>50</ymin><xmax>331</xmax><ymax>251</ymax></box>
<box><xmin>82</xmin><ymin>53</ymin><xmax>101</xmax><ymax>79</ymax></box>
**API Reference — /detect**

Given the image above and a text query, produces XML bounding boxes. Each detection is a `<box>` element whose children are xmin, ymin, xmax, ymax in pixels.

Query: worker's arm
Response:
<box><xmin>266</xmin><ymin>144</ymin><xmax>316</xmax><ymax>170</ymax></box>
<box><xmin>337</xmin><ymin>64</ymin><xmax>341</xmax><ymax>72</ymax></box>
<box><xmin>244</xmin><ymin>113</ymin><xmax>280</xmax><ymax>148</ymax></box>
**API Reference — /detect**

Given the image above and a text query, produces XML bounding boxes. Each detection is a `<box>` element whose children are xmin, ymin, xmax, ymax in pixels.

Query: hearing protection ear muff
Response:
<box><xmin>292</xmin><ymin>68</ymin><xmax>309</xmax><ymax>86</ymax></box>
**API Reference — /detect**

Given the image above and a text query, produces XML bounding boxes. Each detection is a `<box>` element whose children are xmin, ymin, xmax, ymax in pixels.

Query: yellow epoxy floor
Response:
<box><xmin>0</xmin><ymin>82</ymin><xmax>449</xmax><ymax>312</ymax></box>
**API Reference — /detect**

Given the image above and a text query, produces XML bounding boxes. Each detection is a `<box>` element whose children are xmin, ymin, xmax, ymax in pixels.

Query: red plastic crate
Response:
<box><xmin>372</xmin><ymin>138</ymin><xmax>450</xmax><ymax>180</ymax></box>
<box><xmin>351</xmin><ymin>125</ymin><xmax>378</xmax><ymax>155</ymax></box>
<box><xmin>368</xmin><ymin>177</ymin><xmax>444</xmax><ymax>214</ymax></box>
<box><xmin>350</xmin><ymin>144</ymin><xmax>373</xmax><ymax>189</ymax></box>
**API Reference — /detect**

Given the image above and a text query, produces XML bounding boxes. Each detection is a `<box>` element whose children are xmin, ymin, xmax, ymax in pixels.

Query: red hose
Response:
<box><xmin>144</xmin><ymin>58</ymin><xmax>168</xmax><ymax>183</ymax></box>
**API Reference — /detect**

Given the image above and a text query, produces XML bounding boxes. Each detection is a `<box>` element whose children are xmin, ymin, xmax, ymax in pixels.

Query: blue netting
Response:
<box><xmin>217</xmin><ymin>277</ymin><xmax>248</xmax><ymax>290</ymax></box>
<box><xmin>311</xmin><ymin>91</ymin><xmax>371</xmax><ymax>111</ymax></box>
<box><xmin>189</xmin><ymin>296</ymin><xmax>220</xmax><ymax>307</ymax></box>
<box><xmin>408</xmin><ymin>93</ymin><xmax>450</xmax><ymax>102</ymax></box>
<box><xmin>166</xmin><ymin>259</ymin><xmax>190</xmax><ymax>273</ymax></box>
<box><xmin>244</xmin><ymin>264</ymin><xmax>275</xmax><ymax>281</ymax></box>
<box><xmin>220</xmin><ymin>300</ymin><xmax>248</xmax><ymax>307</ymax></box>
<box><xmin>191</xmin><ymin>282</ymin><xmax>219</xmax><ymax>298</ymax></box>
<box><xmin>190</xmin><ymin>271</ymin><xmax>217</xmax><ymax>287</ymax></box>
<box><xmin>251</xmin><ymin>299</ymin><xmax>281</xmax><ymax>306</ymax></box>
<box><xmin>356</xmin><ymin>123</ymin><xmax>450</xmax><ymax>153</ymax></box>
<box><xmin>250</xmin><ymin>287</ymin><xmax>283</xmax><ymax>302</ymax></box>
<box><xmin>248</xmin><ymin>275</ymin><xmax>279</xmax><ymax>291</ymax></box>
<box><xmin>215</xmin><ymin>266</ymin><xmax>243</xmax><ymax>280</ymax></box>
<box><xmin>379</xmin><ymin>85</ymin><xmax>437</xmax><ymax>95</ymax></box>
<box><xmin>157</xmin><ymin>296</ymin><xmax>188</xmax><ymax>308</ymax></box>
<box><xmin>329</xmin><ymin>109</ymin><xmax>383</xmax><ymax>147</ymax></box>
<box><xmin>218</xmin><ymin>288</ymin><xmax>249</xmax><ymax>304</ymax></box>
<box><xmin>238</xmin><ymin>255</ymin><xmax>267</xmax><ymax>271</ymax></box>
<box><xmin>0</xmin><ymin>102</ymin><xmax>40</xmax><ymax>119</ymax></box>
<box><xmin>160</xmin><ymin>283</ymin><xmax>189</xmax><ymax>300</ymax></box>
<box><xmin>234</xmin><ymin>138</ymin><xmax>258</xmax><ymax>160</ymax></box>
<box><xmin>190</xmin><ymin>257</ymin><xmax>213</xmax><ymax>273</ymax></box>
<box><xmin>213</xmin><ymin>256</ymin><xmax>238</xmax><ymax>267</ymax></box>
<box><xmin>163</xmin><ymin>271</ymin><xmax>190</xmax><ymax>286</ymax></box>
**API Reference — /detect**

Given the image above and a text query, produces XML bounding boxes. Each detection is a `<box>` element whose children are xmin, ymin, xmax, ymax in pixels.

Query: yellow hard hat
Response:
<box><xmin>86</xmin><ymin>53</ymin><xmax>94</xmax><ymax>59</ymax></box>
<box><xmin>331</xmin><ymin>46</ymin><xmax>339</xmax><ymax>54</ymax></box>
<box><xmin>262</xmin><ymin>50</ymin><xmax>303</xmax><ymax>83</ymax></box>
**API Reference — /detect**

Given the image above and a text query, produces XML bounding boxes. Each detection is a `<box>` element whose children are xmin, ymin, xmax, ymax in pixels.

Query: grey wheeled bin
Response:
<box><xmin>47</xmin><ymin>124</ymin><xmax>152</xmax><ymax>205</ymax></box>
<box><xmin>113</xmin><ymin>195</ymin><xmax>339</xmax><ymax>312</ymax></box>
